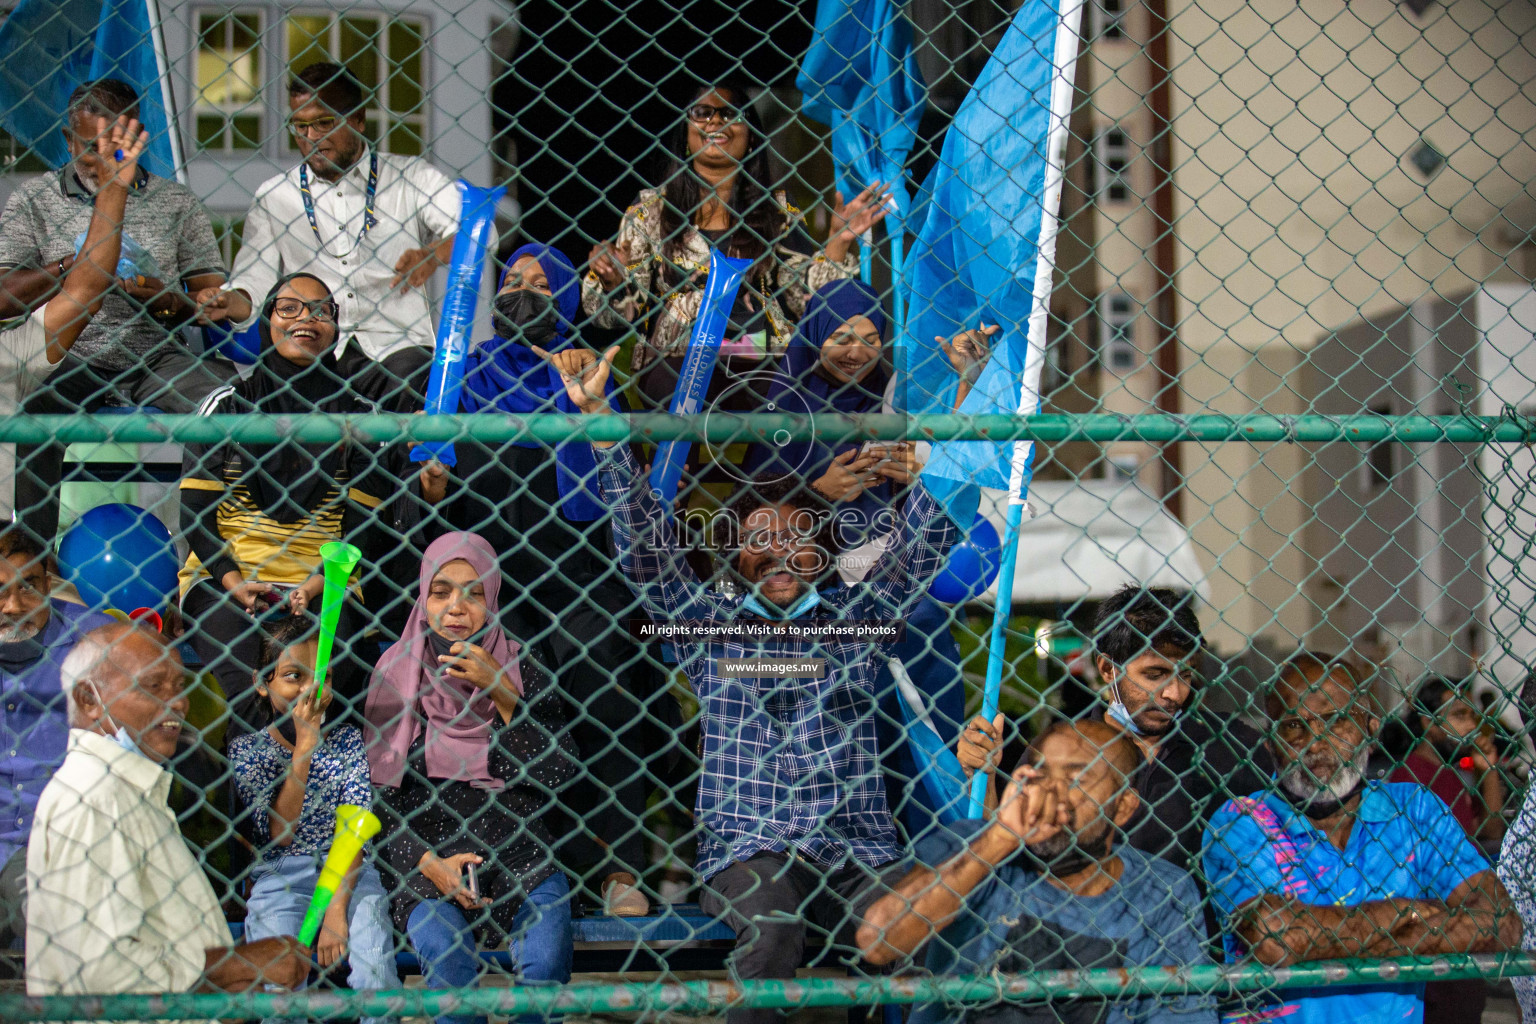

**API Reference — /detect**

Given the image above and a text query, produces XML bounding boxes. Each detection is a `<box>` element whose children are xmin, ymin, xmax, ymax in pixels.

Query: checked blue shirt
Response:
<box><xmin>596</xmin><ymin>442</ymin><xmax>967</xmax><ymax>882</ymax></box>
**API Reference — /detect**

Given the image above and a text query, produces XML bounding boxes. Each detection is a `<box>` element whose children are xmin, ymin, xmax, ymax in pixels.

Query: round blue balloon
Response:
<box><xmin>929</xmin><ymin>514</ymin><xmax>1004</xmax><ymax>603</ymax></box>
<box><xmin>57</xmin><ymin>504</ymin><xmax>179</xmax><ymax>614</ymax></box>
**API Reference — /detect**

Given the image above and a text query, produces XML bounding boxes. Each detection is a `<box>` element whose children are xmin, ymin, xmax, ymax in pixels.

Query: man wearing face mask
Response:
<box><xmin>545</xmin><ymin>316</ymin><xmax>988</xmax><ymax>1022</ymax></box>
<box><xmin>27</xmin><ymin>622</ymin><xmax>312</xmax><ymax>1008</ymax></box>
<box><xmin>1202</xmin><ymin>653</ymin><xmax>1520</xmax><ymax>1024</ymax></box>
<box><xmin>196</xmin><ymin>61</ymin><xmax>460</xmax><ymax>411</ymax></box>
<box><xmin>0</xmin><ymin>529</ymin><xmax>112</xmax><ymax>953</ymax></box>
<box><xmin>961</xmin><ymin>587</ymin><xmax>1271</xmax><ymax>890</ymax></box>
<box><xmin>859</xmin><ymin>720</ymin><xmax>1216</xmax><ymax>1024</ymax></box>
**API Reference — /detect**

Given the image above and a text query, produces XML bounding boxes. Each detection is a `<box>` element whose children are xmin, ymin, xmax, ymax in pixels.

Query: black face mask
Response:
<box><xmin>1276</xmin><ymin>774</ymin><xmax>1366</xmax><ymax>821</ymax></box>
<box><xmin>493</xmin><ymin>289</ymin><xmax>559</xmax><ymax>346</ymax></box>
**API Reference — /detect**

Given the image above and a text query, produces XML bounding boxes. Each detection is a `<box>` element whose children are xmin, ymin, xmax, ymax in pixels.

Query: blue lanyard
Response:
<box><xmin>298</xmin><ymin>151</ymin><xmax>379</xmax><ymax>258</ymax></box>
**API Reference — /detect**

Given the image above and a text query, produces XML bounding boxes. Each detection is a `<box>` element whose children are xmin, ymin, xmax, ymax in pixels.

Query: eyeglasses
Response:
<box><xmin>289</xmin><ymin>115</ymin><xmax>341</xmax><ymax>138</ymax></box>
<box><xmin>687</xmin><ymin>104</ymin><xmax>743</xmax><ymax>126</ymax></box>
<box><xmin>271</xmin><ymin>297</ymin><xmax>338</xmax><ymax>322</ymax></box>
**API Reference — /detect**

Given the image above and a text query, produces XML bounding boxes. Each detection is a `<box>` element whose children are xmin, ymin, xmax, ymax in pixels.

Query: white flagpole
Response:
<box><xmin>143</xmin><ymin>0</ymin><xmax>186</xmax><ymax>183</ymax></box>
<box><xmin>967</xmin><ymin>0</ymin><xmax>1087</xmax><ymax>817</ymax></box>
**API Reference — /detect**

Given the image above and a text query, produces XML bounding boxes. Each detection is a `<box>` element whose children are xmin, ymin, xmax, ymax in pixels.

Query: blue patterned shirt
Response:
<box><xmin>1204</xmin><ymin>782</ymin><xmax>1490</xmax><ymax>1024</ymax></box>
<box><xmin>596</xmin><ymin>442</ymin><xmax>966</xmax><ymax>881</ymax></box>
<box><xmin>229</xmin><ymin>724</ymin><xmax>372</xmax><ymax>861</ymax></box>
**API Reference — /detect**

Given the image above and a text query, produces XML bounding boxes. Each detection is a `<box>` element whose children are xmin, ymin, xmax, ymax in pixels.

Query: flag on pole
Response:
<box><xmin>797</xmin><ymin>0</ymin><xmax>925</xmax><ymax>320</ymax></box>
<box><xmin>0</xmin><ymin>0</ymin><xmax>183</xmax><ymax>180</ymax></box>
<box><xmin>905</xmin><ymin>0</ymin><xmax>1086</xmax><ymax>526</ymax></box>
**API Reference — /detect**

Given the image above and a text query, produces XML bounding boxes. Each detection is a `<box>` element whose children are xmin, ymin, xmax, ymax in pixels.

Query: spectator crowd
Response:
<box><xmin>0</xmin><ymin>63</ymin><xmax>1532</xmax><ymax>1024</ymax></box>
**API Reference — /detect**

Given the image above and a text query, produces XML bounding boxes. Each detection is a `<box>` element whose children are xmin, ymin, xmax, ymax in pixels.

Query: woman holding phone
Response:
<box><xmin>364</xmin><ymin>531</ymin><xmax>576</xmax><ymax>1024</ymax></box>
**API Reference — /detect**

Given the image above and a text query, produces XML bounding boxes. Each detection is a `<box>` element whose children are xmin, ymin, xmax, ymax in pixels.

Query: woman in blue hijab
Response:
<box><xmin>431</xmin><ymin>242</ymin><xmax>666</xmax><ymax>918</ymax></box>
<box><xmin>747</xmin><ymin>278</ymin><xmax>965</xmax><ymax>842</ymax></box>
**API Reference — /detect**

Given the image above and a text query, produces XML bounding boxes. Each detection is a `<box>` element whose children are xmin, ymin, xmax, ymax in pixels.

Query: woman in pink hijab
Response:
<box><xmin>365</xmin><ymin>531</ymin><xmax>576</xmax><ymax>1024</ymax></box>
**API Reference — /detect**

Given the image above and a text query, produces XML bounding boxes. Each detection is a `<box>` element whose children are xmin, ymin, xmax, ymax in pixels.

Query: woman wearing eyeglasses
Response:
<box><xmin>178</xmin><ymin>273</ymin><xmax>447</xmax><ymax>733</ymax></box>
<box><xmin>581</xmin><ymin>79</ymin><xmax>892</xmax><ymax>412</ymax></box>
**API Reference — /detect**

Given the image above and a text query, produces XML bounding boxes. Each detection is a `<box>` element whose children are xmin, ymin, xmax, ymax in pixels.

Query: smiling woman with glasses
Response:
<box><xmin>581</xmin><ymin>78</ymin><xmax>894</xmax><ymax>427</ymax></box>
<box><xmin>177</xmin><ymin>272</ymin><xmax>448</xmax><ymax>736</ymax></box>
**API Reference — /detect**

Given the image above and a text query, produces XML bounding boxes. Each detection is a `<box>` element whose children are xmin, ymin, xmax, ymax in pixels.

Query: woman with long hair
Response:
<box><xmin>581</xmin><ymin>78</ymin><xmax>891</xmax><ymax>410</ymax></box>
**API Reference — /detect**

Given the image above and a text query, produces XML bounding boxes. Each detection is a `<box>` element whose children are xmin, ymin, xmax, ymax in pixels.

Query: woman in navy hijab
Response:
<box><xmin>430</xmin><ymin>242</ymin><xmax>667</xmax><ymax>917</ymax></box>
<box><xmin>746</xmin><ymin>278</ymin><xmax>967</xmax><ymax>842</ymax></box>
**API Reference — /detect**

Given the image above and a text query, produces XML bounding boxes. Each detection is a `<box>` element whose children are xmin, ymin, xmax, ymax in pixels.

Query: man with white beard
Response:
<box><xmin>1203</xmin><ymin>653</ymin><xmax>1520</xmax><ymax>1024</ymax></box>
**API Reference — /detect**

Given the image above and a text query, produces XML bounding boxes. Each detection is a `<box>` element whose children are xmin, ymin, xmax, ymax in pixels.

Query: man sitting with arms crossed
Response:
<box><xmin>27</xmin><ymin>622</ymin><xmax>310</xmax><ymax>1002</ymax></box>
<box><xmin>859</xmin><ymin>719</ymin><xmax>1216</xmax><ymax>1024</ymax></box>
<box><xmin>1203</xmin><ymin>653</ymin><xmax>1520</xmax><ymax>1024</ymax></box>
<box><xmin>541</xmin><ymin>331</ymin><xmax>989</xmax><ymax>1024</ymax></box>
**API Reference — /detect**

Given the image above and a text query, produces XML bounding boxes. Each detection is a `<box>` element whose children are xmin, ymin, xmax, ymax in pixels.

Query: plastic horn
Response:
<box><xmin>296</xmin><ymin>804</ymin><xmax>382</xmax><ymax>946</ymax></box>
<box><xmin>648</xmin><ymin>248</ymin><xmax>752</xmax><ymax>502</ymax></box>
<box><xmin>311</xmin><ymin>541</ymin><xmax>362</xmax><ymax>704</ymax></box>
<box><xmin>413</xmin><ymin>182</ymin><xmax>507</xmax><ymax>468</ymax></box>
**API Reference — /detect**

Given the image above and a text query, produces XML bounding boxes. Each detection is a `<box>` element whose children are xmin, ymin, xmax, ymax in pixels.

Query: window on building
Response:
<box><xmin>1093</xmin><ymin>128</ymin><xmax>1131</xmax><ymax>203</ymax></box>
<box><xmin>1093</xmin><ymin>0</ymin><xmax>1126</xmax><ymax>41</ymax></box>
<box><xmin>1100</xmin><ymin>293</ymin><xmax>1137</xmax><ymax>372</ymax></box>
<box><xmin>286</xmin><ymin>12</ymin><xmax>428</xmax><ymax>156</ymax></box>
<box><xmin>194</xmin><ymin>10</ymin><xmax>264</xmax><ymax>153</ymax></box>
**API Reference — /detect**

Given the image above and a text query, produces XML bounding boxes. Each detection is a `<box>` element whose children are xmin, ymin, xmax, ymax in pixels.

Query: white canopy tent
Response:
<box><xmin>839</xmin><ymin>477</ymin><xmax>1209</xmax><ymax>604</ymax></box>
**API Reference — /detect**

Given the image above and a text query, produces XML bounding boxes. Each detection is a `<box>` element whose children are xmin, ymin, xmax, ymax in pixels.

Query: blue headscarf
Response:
<box><xmin>459</xmin><ymin>243</ymin><xmax>620</xmax><ymax>522</ymax></box>
<box><xmin>748</xmin><ymin>279</ymin><xmax>890</xmax><ymax>481</ymax></box>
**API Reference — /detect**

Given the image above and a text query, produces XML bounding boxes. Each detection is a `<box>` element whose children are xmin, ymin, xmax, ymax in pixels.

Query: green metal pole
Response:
<box><xmin>2</xmin><ymin>412</ymin><xmax>1535</xmax><ymax>445</ymax></box>
<box><xmin>3</xmin><ymin>954</ymin><xmax>1533</xmax><ymax>1021</ymax></box>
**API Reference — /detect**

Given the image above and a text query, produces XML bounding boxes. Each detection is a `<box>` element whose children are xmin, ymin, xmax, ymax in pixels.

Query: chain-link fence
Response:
<box><xmin>0</xmin><ymin>0</ymin><xmax>1534</xmax><ymax>1021</ymax></box>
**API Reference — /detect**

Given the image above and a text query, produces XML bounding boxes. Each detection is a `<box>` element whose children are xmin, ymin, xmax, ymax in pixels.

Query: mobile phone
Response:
<box><xmin>465</xmin><ymin>862</ymin><xmax>480</xmax><ymax>901</ymax></box>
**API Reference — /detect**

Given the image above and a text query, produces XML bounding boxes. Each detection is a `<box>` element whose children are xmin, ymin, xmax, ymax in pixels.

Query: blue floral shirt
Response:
<box><xmin>229</xmin><ymin>725</ymin><xmax>372</xmax><ymax>861</ymax></box>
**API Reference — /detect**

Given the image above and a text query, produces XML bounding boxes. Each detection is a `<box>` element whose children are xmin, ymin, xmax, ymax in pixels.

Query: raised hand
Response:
<box><xmin>94</xmin><ymin>115</ymin><xmax>149</xmax><ymax>190</ymax></box>
<box><xmin>958</xmin><ymin>713</ymin><xmax>1006</xmax><ymax>780</ymax></box>
<box><xmin>531</xmin><ymin>343</ymin><xmax>621</xmax><ymax>414</ymax></box>
<box><xmin>940</xmin><ymin>323</ymin><xmax>1000</xmax><ymax>383</ymax></box>
<box><xmin>588</xmin><ymin>241</ymin><xmax>627</xmax><ymax>289</ymax></box>
<box><xmin>830</xmin><ymin>182</ymin><xmax>895</xmax><ymax>245</ymax></box>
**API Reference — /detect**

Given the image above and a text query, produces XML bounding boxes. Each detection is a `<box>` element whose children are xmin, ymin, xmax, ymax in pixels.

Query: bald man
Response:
<box><xmin>859</xmin><ymin>720</ymin><xmax>1215</xmax><ymax>1024</ymax></box>
<box><xmin>1203</xmin><ymin>654</ymin><xmax>1519</xmax><ymax>1024</ymax></box>
<box><xmin>26</xmin><ymin>622</ymin><xmax>310</xmax><ymax>1017</ymax></box>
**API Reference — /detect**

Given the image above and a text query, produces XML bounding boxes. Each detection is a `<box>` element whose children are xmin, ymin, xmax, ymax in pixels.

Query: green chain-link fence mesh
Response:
<box><xmin>0</xmin><ymin>0</ymin><xmax>1534</xmax><ymax>1020</ymax></box>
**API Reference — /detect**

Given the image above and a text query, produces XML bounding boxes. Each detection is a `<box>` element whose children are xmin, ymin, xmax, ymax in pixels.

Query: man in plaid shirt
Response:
<box><xmin>536</xmin><ymin>326</ymin><xmax>989</xmax><ymax>1024</ymax></box>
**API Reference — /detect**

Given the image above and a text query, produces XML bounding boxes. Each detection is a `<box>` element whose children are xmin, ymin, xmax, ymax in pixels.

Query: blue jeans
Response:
<box><xmin>406</xmin><ymin>872</ymin><xmax>573</xmax><ymax>1024</ymax></box>
<box><xmin>244</xmin><ymin>855</ymin><xmax>398</xmax><ymax>1024</ymax></box>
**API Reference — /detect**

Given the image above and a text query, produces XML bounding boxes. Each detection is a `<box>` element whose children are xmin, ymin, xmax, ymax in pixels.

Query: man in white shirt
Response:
<box><xmin>196</xmin><ymin>62</ymin><xmax>459</xmax><ymax>411</ymax></box>
<box><xmin>26</xmin><ymin>621</ymin><xmax>310</xmax><ymax>1011</ymax></box>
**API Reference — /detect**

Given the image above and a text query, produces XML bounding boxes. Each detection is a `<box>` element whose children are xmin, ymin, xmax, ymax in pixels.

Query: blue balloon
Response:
<box><xmin>57</xmin><ymin>504</ymin><xmax>179</xmax><ymax>614</ymax></box>
<box><xmin>929</xmin><ymin>514</ymin><xmax>1004</xmax><ymax>603</ymax></box>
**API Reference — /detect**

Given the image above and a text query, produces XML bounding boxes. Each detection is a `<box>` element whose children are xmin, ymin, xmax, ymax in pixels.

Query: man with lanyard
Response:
<box><xmin>197</xmin><ymin>62</ymin><xmax>459</xmax><ymax>410</ymax></box>
<box><xmin>535</xmin><ymin>333</ymin><xmax>988</xmax><ymax>1024</ymax></box>
<box><xmin>0</xmin><ymin>79</ymin><xmax>236</xmax><ymax>544</ymax></box>
<box><xmin>960</xmin><ymin>585</ymin><xmax>1271</xmax><ymax>934</ymax></box>
<box><xmin>1203</xmin><ymin>653</ymin><xmax>1518</xmax><ymax>1024</ymax></box>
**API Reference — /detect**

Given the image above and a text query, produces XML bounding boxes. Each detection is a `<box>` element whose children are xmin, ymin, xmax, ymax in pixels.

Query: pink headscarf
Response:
<box><xmin>364</xmin><ymin>532</ymin><xmax>523</xmax><ymax>789</ymax></box>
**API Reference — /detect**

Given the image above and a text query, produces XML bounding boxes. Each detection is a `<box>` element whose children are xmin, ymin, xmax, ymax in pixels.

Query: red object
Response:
<box><xmin>128</xmin><ymin>607</ymin><xmax>163</xmax><ymax>633</ymax></box>
<box><xmin>1459</xmin><ymin>756</ymin><xmax>1475</xmax><ymax>770</ymax></box>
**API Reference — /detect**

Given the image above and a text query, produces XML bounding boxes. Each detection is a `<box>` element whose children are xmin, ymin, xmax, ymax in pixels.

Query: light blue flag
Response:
<box><xmin>0</xmin><ymin>0</ymin><xmax>181</xmax><ymax>179</ymax></box>
<box><xmin>904</xmin><ymin>0</ymin><xmax>1084</xmax><ymax>527</ymax></box>
<box><xmin>798</xmin><ymin>0</ymin><xmax>925</xmax><ymax>313</ymax></box>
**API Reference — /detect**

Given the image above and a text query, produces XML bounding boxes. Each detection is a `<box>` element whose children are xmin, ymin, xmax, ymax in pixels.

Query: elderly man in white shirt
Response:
<box><xmin>26</xmin><ymin>621</ymin><xmax>310</xmax><ymax>1010</ymax></box>
<box><xmin>194</xmin><ymin>61</ymin><xmax>458</xmax><ymax>412</ymax></box>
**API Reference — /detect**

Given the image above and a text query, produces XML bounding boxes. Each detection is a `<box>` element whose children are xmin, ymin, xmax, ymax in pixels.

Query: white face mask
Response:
<box><xmin>88</xmin><ymin>683</ymin><xmax>146</xmax><ymax>760</ymax></box>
